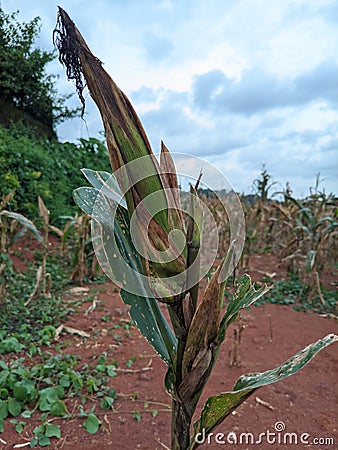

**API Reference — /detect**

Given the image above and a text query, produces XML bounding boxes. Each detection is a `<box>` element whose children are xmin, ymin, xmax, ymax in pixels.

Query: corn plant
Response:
<box><xmin>38</xmin><ymin>196</ymin><xmax>51</xmax><ymax>297</ymax></box>
<box><xmin>0</xmin><ymin>191</ymin><xmax>43</xmax><ymax>306</ymax></box>
<box><xmin>269</xmin><ymin>179</ymin><xmax>337</xmax><ymax>282</ymax></box>
<box><xmin>281</xmin><ymin>189</ymin><xmax>337</xmax><ymax>305</ymax></box>
<box><xmin>66</xmin><ymin>213</ymin><xmax>92</xmax><ymax>284</ymax></box>
<box><xmin>285</xmin><ymin>194</ymin><xmax>337</xmax><ymax>271</ymax></box>
<box><xmin>252</xmin><ymin>165</ymin><xmax>278</xmax><ymax>203</ymax></box>
<box><xmin>51</xmin><ymin>213</ymin><xmax>98</xmax><ymax>283</ymax></box>
<box><xmin>54</xmin><ymin>9</ymin><xmax>337</xmax><ymax>449</ymax></box>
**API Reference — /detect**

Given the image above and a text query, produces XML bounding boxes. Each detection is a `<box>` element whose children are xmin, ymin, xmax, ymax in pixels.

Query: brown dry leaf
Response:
<box><xmin>179</xmin><ymin>265</ymin><xmax>222</xmax><ymax>403</ymax></box>
<box><xmin>38</xmin><ymin>196</ymin><xmax>50</xmax><ymax>226</ymax></box>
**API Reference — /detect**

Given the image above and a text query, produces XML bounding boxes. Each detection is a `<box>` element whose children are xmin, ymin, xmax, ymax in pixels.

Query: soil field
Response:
<box><xmin>1</xmin><ymin>251</ymin><xmax>337</xmax><ymax>450</ymax></box>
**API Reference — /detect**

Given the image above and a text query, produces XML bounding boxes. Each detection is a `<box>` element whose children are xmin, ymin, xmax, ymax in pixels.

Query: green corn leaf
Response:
<box><xmin>218</xmin><ymin>274</ymin><xmax>270</xmax><ymax>344</ymax></box>
<box><xmin>297</xmin><ymin>207</ymin><xmax>314</xmax><ymax>227</ymax></box>
<box><xmin>73</xmin><ymin>186</ymin><xmax>101</xmax><ymax>217</ymax></box>
<box><xmin>284</xmin><ymin>193</ymin><xmax>303</xmax><ymax>209</ymax></box>
<box><xmin>0</xmin><ymin>210</ymin><xmax>43</xmax><ymax>244</ymax></box>
<box><xmin>218</xmin><ymin>240</ymin><xmax>236</xmax><ymax>285</ymax></box>
<box><xmin>295</xmin><ymin>223</ymin><xmax>312</xmax><ymax>237</ymax></box>
<box><xmin>74</xmin><ymin>186</ymin><xmax>127</xmax><ymax>218</ymax></box>
<box><xmin>284</xmin><ymin>195</ymin><xmax>313</xmax><ymax>225</ymax></box>
<box><xmin>105</xmin><ymin>230</ymin><xmax>177</xmax><ymax>365</ymax></box>
<box><xmin>315</xmin><ymin>215</ymin><xmax>336</xmax><ymax>227</ymax></box>
<box><xmin>165</xmin><ymin>366</ymin><xmax>177</xmax><ymax>397</ymax></box>
<box><xmin>317</xmin><ymin>216</ymin><xmax>338</xmax><ymax>233</ymax></box>
<box><xmin>81</xmin><ymin>169</ymin><xmax>127</xmax><ymax>208</ymax></box>
<box><xmin>305</xmin><ymin>250</ymin><xmax>316</xmax><ymax>273</ymax></box>
<box><xmin>74</xmin><ymin>186</ymin><xmax>142</xmax><ymax>288</ymax></box>
<box><xmin>74</xmin><ymin>185</ymin><xmax>177</xmax><ymax>366</ymax></box>
<box><xmin>81</xmin><ymin>168</ymin><xmax>114</xmax><ymax>189</ymax></box>
<box><xmin>120</xmin><ymin>289</ymin><xmax>177</xmax><ymax>366</ymax></box>
<box><xmin>190</xmin><ymin>333</ymin><xmax>338</xmax><ymax>449</ymax></box>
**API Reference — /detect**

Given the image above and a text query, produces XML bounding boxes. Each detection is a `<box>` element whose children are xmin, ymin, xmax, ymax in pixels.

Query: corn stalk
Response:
<box><xmin>53</xmin><ymin>9</ymin><xmax>338</xmax><ymax>449</ymax></box>
<box><xmin>0</xmin><ymin>192</ymin><xmax>43</xmax><ymax>306</ymax></box>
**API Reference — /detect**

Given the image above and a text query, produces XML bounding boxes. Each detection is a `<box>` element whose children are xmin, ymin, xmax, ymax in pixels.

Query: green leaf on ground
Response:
<box><xmin>83</xmin><ymin>413</ymin><xmax>101</xmax><ymax>434</ymax></box>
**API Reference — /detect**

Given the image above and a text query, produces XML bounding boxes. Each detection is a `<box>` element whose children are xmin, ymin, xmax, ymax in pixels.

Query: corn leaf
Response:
<box><xmin>218</xmin><ymin>274</ymin><xmax>270</xmax><ymax>344</ymax></box>
<box><xmin>120</xmin><ymin>289</ymin><xmax>177</xmax><ymax>366</ymax></box>
<box><xmin>38</xmin><ymin>196</ymin><xmax>50</xmax><ymax>226</ymax></box>
<box><xmin>73</xmin><ymin>185</ymin><xmax>177</xmax><ymax>366</ymax></box>
<box><xmin>0</xmin><ymin>210</ymin><xmax>43</xmax><ymax>244</ymax></box>
<box><xmin>296</xmin><ymin>207</ymin><xmax>314</xmax><ymax>227</ymax></box>
<box><xmin>73</xmin><ymin>187</ymin><xmax>101</xmax><ymax>218</ymax></box>
<box><xmin>305</xmin><ymin>250</ymin><xmax>316</xmax><ymax>273</ymax></box>
<box><xmin>164</xmin><ymin>366</ymin><xmax>177</xmax><ymax>397</ymax></box>
<box><xmin>190</xmin><ymin>333</ymin><xmax>338</xmax><ymax>449</ymax></box>
<box><xmin>185</xmin><ymin>184</ymin><xmax>203</xmax><ymax>309</ymax></box>
<box><xmin>218</xmin><ymin>239</ymin><xmax>236</xmax><ymax>284</ymax></box>
<box><xmin>81</xmin><ymin>169</ymin><xmax>126</xmax><ymax>208</ymax></box>
<box><xmin>54</xmin><ymin>7</ymin><xmax>169</xmax><ymax>232</ymax></box>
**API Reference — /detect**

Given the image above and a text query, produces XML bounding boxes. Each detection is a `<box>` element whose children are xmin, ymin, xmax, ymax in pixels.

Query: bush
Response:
<box><xmin>0</xmin><ymin>123</ymin><xmax>110</xmax><ymax>220</ymax></box>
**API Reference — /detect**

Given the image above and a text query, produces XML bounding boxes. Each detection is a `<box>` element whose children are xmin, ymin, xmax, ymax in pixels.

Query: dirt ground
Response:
<box><xmin>1</xmin><ymin>252</ymin><xmax>337</xmax><ymax>450</ymax></box>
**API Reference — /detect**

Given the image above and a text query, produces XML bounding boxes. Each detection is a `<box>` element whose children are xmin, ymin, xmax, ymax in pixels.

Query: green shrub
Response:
<box><xmin>0</xmin><ymin>123</ymin><xmax>110</xmax><ymax>220</ymax></box>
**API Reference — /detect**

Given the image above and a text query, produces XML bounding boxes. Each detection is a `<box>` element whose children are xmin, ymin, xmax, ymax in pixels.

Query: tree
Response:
<box><xmin>0</xmin><ymin>7</ymin><xmax>77</xmax><ymax>135</ymax></box>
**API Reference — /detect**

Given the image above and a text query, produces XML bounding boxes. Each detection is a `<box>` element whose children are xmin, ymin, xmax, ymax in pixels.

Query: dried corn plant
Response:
<box><xmin>0</xmin><ymin>191</ymin><xmax>43</xmax><ymax>306</ymax></box>
<box><xmin>276</xmin><ymin>188</ymin><xmax>338</xmax><ymax>303</ymax></box>
<box><xmin>54</xmin><ymin>9</ymin><xmax>338</xmax><ymax>449</ymax></box>
<box><xmin>238</xmin><ymin>179</ymin><xmax>337</xmax><ymax>283</ymax></box>
<box><xmin>51</xmin><ymin>213</ymin><xmax>98</xmax><ymax>283</ymax></box>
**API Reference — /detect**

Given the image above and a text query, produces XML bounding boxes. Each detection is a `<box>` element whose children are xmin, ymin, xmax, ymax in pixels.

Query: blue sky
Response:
<box><xmin>3</xmin><ymin>0</ymin><xmax>338</xmax><ymax>197</ymax></box>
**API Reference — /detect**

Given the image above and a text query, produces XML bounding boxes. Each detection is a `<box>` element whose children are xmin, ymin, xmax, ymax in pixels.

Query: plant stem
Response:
<box><xmin>314</xmin><ymin>271</ymin><xmax>325</xmax><ymax>308</ymax></box>
<box><xmin>168</xmin><ymin>300</ymin><xmax>193</xmax><ymax>449</ymax></box>
<box><xmin>168</xmin><ymin>303</ymin><xmax>186</xmax><ymax>386</ymax></box>
<box><xmin>171</xmin><ymin>399</ymin><xmax>192</xmax><ymax>450</ymax></box>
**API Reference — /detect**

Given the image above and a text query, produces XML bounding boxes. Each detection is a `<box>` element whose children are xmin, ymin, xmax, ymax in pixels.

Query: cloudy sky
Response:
<box><xmin>3</xmin><ymin>0</ymin><xmax>338</xmax><ymax>197</ymax></box>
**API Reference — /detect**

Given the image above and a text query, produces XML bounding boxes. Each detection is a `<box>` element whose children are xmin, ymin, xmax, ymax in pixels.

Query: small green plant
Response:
<box><xmin>0</xmin><ymin>268</ymin><xmax>72</xmax><ymax>344</ymax></box>
<box><xmin>30</xmin><ymin>419</ymin><xmax>61</xmax><ymax>447</ymax></box>
<box><xmin>54</xmin><ymin>9</ymin><xmax>338</xmax><ymax>449</ymax></box>
<box><xmin>0</xmin><ymin>350</ymin><xmax>119</xmax><ymax>444</ymax></box>
<box><xmin>254</xmin><ymin>275</ymin><xmax>338</xmax><ymax>314</ymax></box>
<box><xmin>82</xmin><ymin>410</ymin><xmax>102</xmax><ymax>434</ymax></box>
